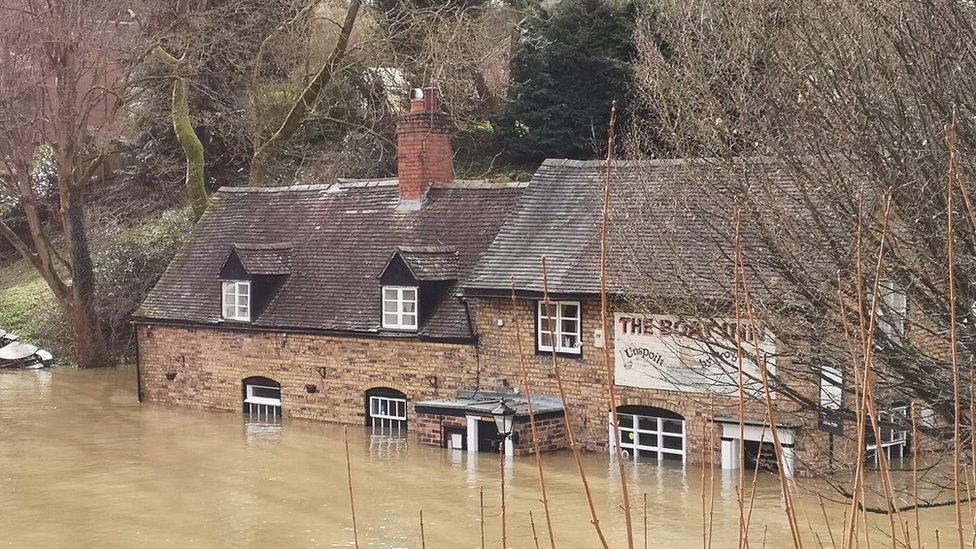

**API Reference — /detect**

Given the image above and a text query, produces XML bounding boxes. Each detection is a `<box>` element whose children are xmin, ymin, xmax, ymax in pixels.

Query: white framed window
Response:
<box><xmin>869</xmin><ymin>278</ymin><xmax>906</xmax><ymax>338</ymax></box>
<box><xmin>368</xmin><ymin>395</ymin><xmax>407</xmax><ymax>434</ymax></box>
<box><xmin>382</xmin><ymin>286</ymin><xmax>418</xmax><ymax>330</ymax></box>
<box><xmin>612</xmin><ymin>410</ymin><xmax>686</xmax><ymax>462</ymax></box>
<box><xmin>866</xmin><ymin>406</ymin><xmax>908</xmax><ymax>463</ymax></box>
<box><xmin>538</xmin><ymin>300</ymin><xmax>581</xmax><ymax>354</ymax></box>
<box><xmin>243</xmin><ymin>378</ymin><xmax>281</xmax><ymax>424</ymax></box>
<box><xmin>222</xmin><ymin>280</ymin><xmax>251</xmax><ymax>321</ymax></box>
<box><xmin>370</xmin><ymin>395</ymin><xmax>407</xmax><ymax>422</ymax></box>
<box><xmin>245</xmin><ymin>384</ymin><xmax>282</xmax><ymax>406</ymax></box>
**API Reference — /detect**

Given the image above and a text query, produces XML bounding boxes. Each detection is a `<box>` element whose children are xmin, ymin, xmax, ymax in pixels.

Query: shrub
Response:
<box><xmin>91</xmin><ymin>208</ymin><xmax>193</xmax><ymax>361</ymax></box>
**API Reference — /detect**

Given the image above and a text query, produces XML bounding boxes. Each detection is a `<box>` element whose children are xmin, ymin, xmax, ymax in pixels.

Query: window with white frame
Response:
<box><xmin>382</xmin><ymin>286</ymin><xmax>418</xmax><ymax>330</ymax></box>
<box><xmin>242</xmin><ymin>377</ymin><xmax>281</xmax><ymax>423</ymax></box>
<box><xmin>222</xmin><ymin>280</ymin><xmax>251</xmax><ymax>321</ymax></box>
<box><xmin>869</xmin><ymin>278</ymin><xmax>907</xmax><ymax>338</ymax></box>
<box><xmin>612</xmin><ymin>407</ymin><xmax>686</xmax><ymax>462</ymax></box>
<box><xmin>866</xmin><ymin>406</ymin><xmax>908</xmax><ymax>463</ymax></box>
<box><xmin>368</xmin><ymin>394</ymin><xmax>407</xmax><ymax>434</ymax></box>
<box><xmin>538</xmin><ymin>300</ymin><xmax>581</xmax><ymax>354</ymax></box>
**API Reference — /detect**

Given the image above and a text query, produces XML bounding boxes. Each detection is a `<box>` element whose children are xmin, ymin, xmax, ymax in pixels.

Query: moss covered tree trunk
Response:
<box><xmin>172</xmin><ymin>77</ymin><xmax>207</xmax><ymax>219</ymax></box>
<box><xmin>155</xmin><ymin>46</ymin><xmax>208</xmax><ymax>220</ymax></box>
<box><xmin>247</xmin><ymin>0</ymin><xmax>361</xmax><ymax>187</ymax></box>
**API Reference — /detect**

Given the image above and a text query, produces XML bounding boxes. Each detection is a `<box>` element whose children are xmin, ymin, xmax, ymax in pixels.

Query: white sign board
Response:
<box><xmin>614</xmin><ymin>314</ymin><xmax>777</xmax><ymax>395</ymax></box>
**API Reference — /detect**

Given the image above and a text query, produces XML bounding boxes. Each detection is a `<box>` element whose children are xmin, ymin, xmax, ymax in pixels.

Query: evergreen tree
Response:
<box><xmin>500</xmin><ymin>0</ymin><xmax>641</xmax><ymax>162</ymax></box>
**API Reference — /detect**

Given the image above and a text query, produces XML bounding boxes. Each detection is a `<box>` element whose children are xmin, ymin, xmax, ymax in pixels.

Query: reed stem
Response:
<box><xmin>344</xmin><ymin>427</ymin><xmax>359</xmax><ymax>549</ymax></box>
<box><xmin>541</xmin><ymin>256</ymin><xmax>610</xmax><ymax>548</ymax></box>
<box><xmin>510</xmin><ymin>277</ymin><xmax>557</xmax><ymax>548</ymax></box>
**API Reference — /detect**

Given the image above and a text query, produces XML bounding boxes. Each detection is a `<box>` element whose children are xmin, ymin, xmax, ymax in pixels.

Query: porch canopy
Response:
<box><xmin>414</xmin><ymin>389</ymin><xmax>563</xmax><ymax>419</ymax></box>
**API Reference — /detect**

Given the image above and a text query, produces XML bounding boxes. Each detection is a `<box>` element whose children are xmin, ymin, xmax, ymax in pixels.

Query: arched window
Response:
<box><xmin>365</xmin><ymin>387</ymin><xmax>407</xmax><ymax>434</ymax></box>
<box><xmin>242</xmin><ymin>376</ymin><xmax>282</xmax><ymax>422</ymax></box>
<box><xmin>613</xmin><ymin>405</ymin><xmax>686</xmax><ymax>462</ymax></box>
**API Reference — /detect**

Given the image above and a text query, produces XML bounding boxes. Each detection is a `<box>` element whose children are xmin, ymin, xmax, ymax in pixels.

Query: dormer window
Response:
<box><xmin>218</xmin><ymin>242</ymin><xmax>291</xmax><ymax>324</ymax></box>
<box><xmin>383</xmin><ymin>286</ymin><xmax>418</xmax><ymax>330</ymax></box>
<box><xmin>222</xmin><ymin>280</ymin><xmax>251</xmax><ymax>321</ymax></box>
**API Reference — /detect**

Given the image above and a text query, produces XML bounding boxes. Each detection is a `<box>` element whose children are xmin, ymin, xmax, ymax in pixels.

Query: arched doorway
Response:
<box><xmin>613</xmin><ymin>405</ymin><xmax>686</xmax><ymax>462</ymax></box>
<box><xmin>242</xmin><ymin>376</ymin><xmax>282</xmax><ymax>422</ymax></box>
<box><xmin>365</xmin><ymin>387</ymin><xmax>407</xmax><ymax>434</ymax></box>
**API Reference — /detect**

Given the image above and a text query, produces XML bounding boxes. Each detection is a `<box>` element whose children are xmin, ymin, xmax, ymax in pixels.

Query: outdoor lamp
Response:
<box><xmin>492</xmin><ymin>400</ymin><xmax>516</xmax><ymax>437</ymax></box>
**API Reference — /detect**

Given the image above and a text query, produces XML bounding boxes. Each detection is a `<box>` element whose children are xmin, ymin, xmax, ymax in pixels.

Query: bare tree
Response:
<box><xmin>620</xmin><ymin>0</ymin><xmax>976</xmax><ymax>498</ymax></box>
<box><xmin>0</xmin><ymin>0</ymin><xmax>139</xmax><ymax>368</ymax></box>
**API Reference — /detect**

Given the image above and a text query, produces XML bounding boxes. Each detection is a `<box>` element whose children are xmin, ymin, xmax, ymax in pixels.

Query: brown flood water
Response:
<box><xmin>0</xmin><ymin>367</ymin><xmax>958</xmax><ymax>547</ymax></box>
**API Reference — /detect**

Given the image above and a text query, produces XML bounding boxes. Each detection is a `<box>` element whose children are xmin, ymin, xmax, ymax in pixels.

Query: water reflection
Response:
<box><xmin>0</xmin><ymin>367</ymin><xmax>959</xmax><ymax>548</ymax></box>
<box><xmin>244</xmin><ymin>420</ymin><xmax>283</xmax><ymax>442</ymax></box>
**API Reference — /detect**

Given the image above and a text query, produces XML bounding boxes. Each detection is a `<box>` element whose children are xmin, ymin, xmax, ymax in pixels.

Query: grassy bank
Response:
<box><xmin>0</xmin><ymin>256</ymin><xmax>56</xmax><ymax>346</ymax></box>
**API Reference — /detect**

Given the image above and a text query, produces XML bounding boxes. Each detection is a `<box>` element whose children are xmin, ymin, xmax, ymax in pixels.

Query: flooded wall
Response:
<box><xmin>0</xmin><ymin>367</ymin><xmax>958</xmax><ymax>547</ymax></box>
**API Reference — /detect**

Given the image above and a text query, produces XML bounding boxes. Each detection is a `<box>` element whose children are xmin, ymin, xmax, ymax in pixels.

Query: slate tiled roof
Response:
<box><xmin>395</xmin><ymin>246</ymin><xmax>459</xmax><ymax>281</ymax></box>
<box><xmin>232</xmin><ymin>243</ymin><xmax>292</xmax><ymax>275</ymax></box>
<box><xmin>136</xmin><ymin>180</ymin><xmax>526</xmax><ymax>340</ymax></box>
<box><xmin>464</xmin><ymin>158</ymin><xmax>794</xmax><ymax>303</ymax></box>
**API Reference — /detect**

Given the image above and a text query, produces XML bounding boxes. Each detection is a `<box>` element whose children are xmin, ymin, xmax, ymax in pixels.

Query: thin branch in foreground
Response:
<box><xmin>599</xmin><ymin>99</ymin><xmax>634</xmax><ymax>549</ymax></box>
<box><xmin>541</xmin><ymin>256</ymin><xmax>610</xmax><ymax>549</ymax></box>
<box><xmin>948</xmin><ymin>112</ymin><xmax>965</xmax><ymax>548</ymax></box>
<box><xmin>509</xmin><ymin>277</ymin><xmax>557</xmax><ymax>548</ymax></box>
<box><xmin>420</xmin><ymin>509</ymin><xmax>426</xmax><ymax>549</ymax></box>
<box><xmin>344</xmin><ymin>426</ymin><xmax>360</xmax><ymax>549</ymax></box>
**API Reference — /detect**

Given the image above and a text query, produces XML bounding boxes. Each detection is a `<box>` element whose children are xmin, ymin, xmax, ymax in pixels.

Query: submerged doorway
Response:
<box><xmin>365</xmin><ymin>387</ymin><xmax>408</xmax><ymax>436</ymax></box>
<box><xmin>242</xmin><ymin>376</ymin><xmax>282</xmax><ymax>423</ymax></box>
<box><xmin>717</xmin><ymin>419</ymin><xmax>796</xmax><ymax>477</ymax></box>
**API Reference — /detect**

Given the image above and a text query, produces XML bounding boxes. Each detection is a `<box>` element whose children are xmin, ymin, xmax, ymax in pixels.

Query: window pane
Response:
<box><xmin>561</xmin><ymin>303</ymin><xmax>579</xmax><ymax>319</ymax></box>
<box><xmin>618</xmin><ymin>414</ymin><xmax>633</xmax><ymax>429</ymax></box>
<box><xmin>383</xmin><ymin>300</ymin><xmax>397</xmax><ymax>314</ymax></box>
<box><xmin>237</xmin><ymin>305</ymin><xmax>248</xmax><ymax>318</ymax></box>
<box><xmin>403</xmin><ymin>301</ymin><xmax>416</xmax><ymax>313</ymax></box>
<box><xmin>402</xmin><ymin>314</ymin><xmax>416</xmax><ymax>327</ymax></box>
<box><xmin>540</xmin><ymin>317</ymin><xmax>554</xmax><ymax>333</ymax></box>
<box><xmin>540</xmin><ymin>332</ymin><xmax>553</xmax><ymax>348</ymax></box>
<box><xmin>384</xmin><ymin>288</ymin><xmax>397</xmax><ymax>300</ymax></box>
<box><xmin>560</xmin><ymin>334</ymin><xmax>578</xmax><ymax>349</ymax></box>
<box><xmin>223</xmin><ymin>305</ymin><xmax>235</xmax><ymax>318</ymax></box>
<box><xmin>403</xmin><ymin>289</ymin><xmax>416</xmax><ymax>301</ymax></box>
<box><xmin>252</xmin><ymin>386</ymin><xmax>280</xmax><ymax>399</ymax></box>
<box><xmin>638</xmin><ymin>417</ymin><xmax>658</xmax><ymax>431</ymax></box>
<box><xmin>638</xmin><ymin>433</ymin><xmax>658</xmax><ymax>448</ymax></box>
<box><xmin>561</xmin><ymin>318</ymin><xmax>578</xmax><ymax>334</ymax></box>
<box><xmin>239</xmin><ymin>283</ymin><xmax>249</xmax><ymax>296</ymax></box>
<box><xmin>663</xmin><ymin>436</ymin><xmax>683</xmax><ymax>450</ymax></box>
<box><xmin>662</xmin><ymin>419</ymin><xmax>683</xmax><ymax>434</ymax></box>
<box><xmin>384</xmin><ymin>313</ymin><xmax>398</xmax><ymax>325</ymax></box>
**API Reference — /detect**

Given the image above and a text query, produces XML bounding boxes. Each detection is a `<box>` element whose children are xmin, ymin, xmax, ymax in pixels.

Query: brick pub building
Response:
<box><xmin>135</xmin><ymin>89</ymin><xmax>879</xmax><ymax>475</ymax></box>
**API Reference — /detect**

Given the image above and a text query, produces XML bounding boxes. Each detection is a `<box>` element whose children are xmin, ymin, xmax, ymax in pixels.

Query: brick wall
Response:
<box><xmin>471</xmin><ymin>297</ymin><xmax>836</xmax><ymax>474</ymax></box>
<box><xmin>137</xmin><ymin>324</ymin><xmax>476</xmax><ymax>425</ymax></box>
<box><xmin>137</xmin><ymin>294</ymin><xmax>838</xmax><ymax>475</ymax></box>
<box><xmin>513</xmin><ymin>415</ymin><xmax>567</xmax><ymax>455</ymax></box>
<box><xmin>416</xmin><ymin>413</ymin><xmax>467</xmax><ymax>448</ymax></box>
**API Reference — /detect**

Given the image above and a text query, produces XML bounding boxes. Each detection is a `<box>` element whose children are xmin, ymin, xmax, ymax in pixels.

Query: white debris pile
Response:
<box><xmin>0</xmin><ymin>329</ymin><xmax>53</xmax><ymax>369</ymax></box>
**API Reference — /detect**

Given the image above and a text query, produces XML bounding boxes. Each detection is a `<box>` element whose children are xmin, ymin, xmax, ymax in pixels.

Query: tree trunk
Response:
<box><xmin>68</xmin><ymin>293</ymin><xmax>109</xmax><ymax>368</ymax></box>
<box><xmin>63</xmin><ymin>170</ymin><xmax>110</xmax><ymax>368</ymax></box>
<box><xmin>247</xmin><ymin>0</ymin><xmax>361</xmax><ymax>186</ymax></box>
<box><xmin>172</xmin><ymin>77</ymin><xmax>208</xmax><ymax>220</ymax></box>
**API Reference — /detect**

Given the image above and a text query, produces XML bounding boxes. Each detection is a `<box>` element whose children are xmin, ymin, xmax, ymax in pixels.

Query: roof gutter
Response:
<box><xmin>130</xmin><ymin>317</ymin><xmax>478</xmax><ymax>346</ymax></box>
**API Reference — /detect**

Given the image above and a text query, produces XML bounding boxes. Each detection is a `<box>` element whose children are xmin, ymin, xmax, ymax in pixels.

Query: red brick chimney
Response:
<box><xmin>396</xmin><ymin>87</ymin><xmax>454</xmax><ymax>209</ymax></box>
